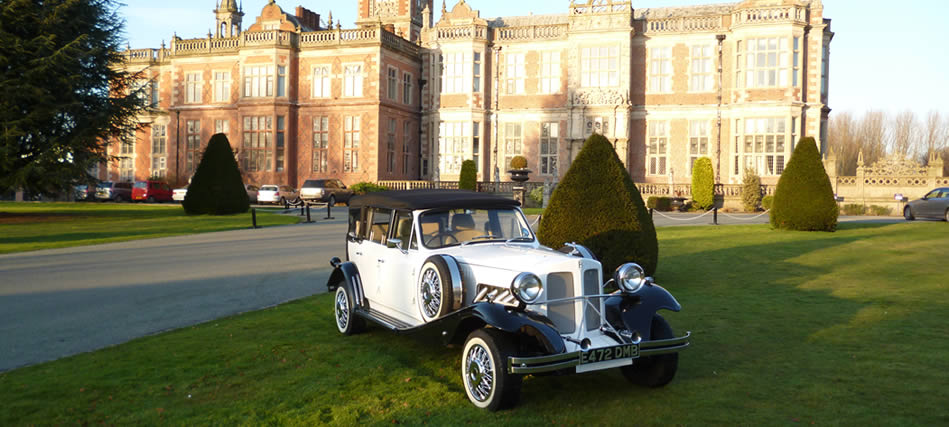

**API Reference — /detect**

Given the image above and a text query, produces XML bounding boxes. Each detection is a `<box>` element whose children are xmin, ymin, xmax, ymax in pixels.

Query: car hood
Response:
<box><xmin>442</xmin><ymin>244</ymin><xmax>574</xmax><ymax>272</ymax></box>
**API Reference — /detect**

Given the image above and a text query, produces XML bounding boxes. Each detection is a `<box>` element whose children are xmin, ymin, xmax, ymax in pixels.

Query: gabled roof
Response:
<box><xmin>349</xmin><ymin>189</ymin><xmax>520</xmax><ymax>210</ymax></box>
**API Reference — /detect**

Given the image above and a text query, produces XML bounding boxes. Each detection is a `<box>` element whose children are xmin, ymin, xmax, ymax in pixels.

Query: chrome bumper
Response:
<box><xmin>507</xmin><ymin>332</ymin><xmax>691</xmax><ymax>374</ymax></box>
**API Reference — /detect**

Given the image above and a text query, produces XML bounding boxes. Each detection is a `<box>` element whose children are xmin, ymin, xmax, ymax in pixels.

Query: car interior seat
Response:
<box><xmin>451</xmin><ymin>213</ymin><xmax>481</xmax><ymax>242</ymax></box>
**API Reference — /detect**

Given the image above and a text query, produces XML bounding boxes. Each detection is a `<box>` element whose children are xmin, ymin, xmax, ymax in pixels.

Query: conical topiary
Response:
<box><xmin>459</xmin><ymin>159</ymin><xmax>477</xmax><ymax>191</ymax></box>
<box><xmin>538</xmin><ymin>133</ymin><xmax>659</xmax><ymax>276</ymax></box>
<box><xmin>691</xmin><ymin>156</ymin><xmax>714</xmax><ymax>210</ymax></box>
<box><xmin>770</xmin><ymin>136</ymin><xmax>838</xmax><ymax>231</ymax></box>
<box><xmin>183</xmin><ymin>133</ymin><xmax>250</xmax><ymax>215</ymax></box>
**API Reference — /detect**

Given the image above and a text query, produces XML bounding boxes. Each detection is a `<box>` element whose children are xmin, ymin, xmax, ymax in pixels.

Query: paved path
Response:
<box><xmin>0</xmin><ymin>218</ymin><xmax>348</xmax><ymax>372</ymax></box>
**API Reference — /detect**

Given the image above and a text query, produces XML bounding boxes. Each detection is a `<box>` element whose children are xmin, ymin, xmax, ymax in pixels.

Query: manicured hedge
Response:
<box><xmin>770</xmin><ymin>137</ymin><xmax>838</xmax><ymax>231</ymax></box>
<box><xmin>538</xmin><ymin>133</ymin><xmax>658</xmax><ymax>276</ymax></box>
<box><xmin>741</xmin><ymin>169</ymin><xmax>762</xmax><ymax>212</ymax></box>
<box><xmin>691</xmin><ymin>157</ymin><xmax>714</xmax><ymax>210</ymax></box>
<box><xmin>183</xmin><ymin>133</ymin><xmax>249</xmax><ymax>215</ymax></box>
<box><xmin>458</xmin><ymin>160</ymin><xmax>476</xmax><ymax>191</ymax></box>
<box><xmin>350</xmin><ymin>182</ymin><xmax>388</xmax><ymax>195</ymax></box>
<box><xmin>510</xmin><ymin>155</ymin><xmax>528</xmax><ymax>170</ymax></box>
<box><xmin>646</xmin><ymin>196</ymin><xmax>672</xmax><ymax>212</ymax></box>
<box><xmin>761</xmin><ymin>195</ymin><xmax>774</xmax><ymax>211</ymax></box>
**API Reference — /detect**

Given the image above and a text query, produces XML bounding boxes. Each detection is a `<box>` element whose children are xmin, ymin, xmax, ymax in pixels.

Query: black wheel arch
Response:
<box><xmin>606</xmin><ymin>283</ymin><xmax>681</xmax><ymax>340</ymax></box>
<box><xmin>326</xmin><ymin>260</ymin><xmax>368</xmax><ymax>311</ymax></box>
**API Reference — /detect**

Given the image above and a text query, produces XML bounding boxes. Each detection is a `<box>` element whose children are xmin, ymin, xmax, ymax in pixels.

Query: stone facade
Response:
<box><xmin>108</xmin><ymin>0</ymin><xmax>832</xmax><ymax>190</ymax></box>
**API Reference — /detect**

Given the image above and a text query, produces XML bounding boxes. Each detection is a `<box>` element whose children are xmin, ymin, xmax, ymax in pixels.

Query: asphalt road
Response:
<box><xmin>0</xmin><ymin>217</ymin><xmax>349</xmax><ymax>372</ymax></box>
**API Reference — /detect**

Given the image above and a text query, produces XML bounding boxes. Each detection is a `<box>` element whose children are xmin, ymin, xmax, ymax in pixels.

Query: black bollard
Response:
<box><xmin>251</xmin><ymin>208</ymin><xmax>258</xmax><ymax>229</ymax></box>
<box><xmin>713</xmin><ymin>207</ymin><xmax>719</xmax><ymax>225</ymax></box>
<box><xmin>305</xmin><ymin>204</ymin><xmax>313</xmax><ymax>223</ymax></box>
<box><xmin>324</xmin><ymin>200</ymin><xmax>335</xmax><ymax>220</ymax></box>
<box><xmin>299</xmin><ymin>201</ymin><xmax>305</xmax><ymax>216</ymax></box>
<box><xmin>649</xmin><ymin>208</ymin><xmax>654</xmax><ymax>217</ymax></box>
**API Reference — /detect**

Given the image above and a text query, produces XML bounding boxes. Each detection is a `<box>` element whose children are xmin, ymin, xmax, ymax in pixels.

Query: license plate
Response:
<box><xmin>579</xmin><ymin>343</ymin><xmax>639</xmax><ymax>365</ymax></box>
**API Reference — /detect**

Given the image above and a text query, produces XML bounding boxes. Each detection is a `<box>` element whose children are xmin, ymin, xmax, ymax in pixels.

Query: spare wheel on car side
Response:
<box><xmin>418</xmin><ymin>255</ymin><xmax>462</xmax><ymax>322</ymax></box>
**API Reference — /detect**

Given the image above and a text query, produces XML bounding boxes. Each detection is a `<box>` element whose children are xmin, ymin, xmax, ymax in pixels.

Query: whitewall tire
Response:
<box><xmin>418</xmin><ymin>258</ymin><xmax>454</xmax><ymax>322</ymax></box>
<box><xmin>461</xmin><ymin>329</ymin><xmax>522</xmax><ymax>411</ymax></box>
<box><xmin>334</xmin><ymin>286</ymin><xmax>364</xmax><ymax>335</ymax></box>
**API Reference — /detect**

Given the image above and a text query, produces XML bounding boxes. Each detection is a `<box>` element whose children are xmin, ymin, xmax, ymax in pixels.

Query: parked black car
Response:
<box><xmin>300</xmin><ymin>179</ymin><xmax>353</xmax><ymax>206</ymax></box>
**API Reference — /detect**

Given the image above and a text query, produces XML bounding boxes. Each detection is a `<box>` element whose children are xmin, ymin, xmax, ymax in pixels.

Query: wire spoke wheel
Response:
<box><xmin>420</xmin><ymin>268</ymin><xmax>442</xmax><ymax>318</ymax></box>
<box><xmin>465</xmin><ymin>344</ymin><xmax>494</xmax><ymax>402</ymax></box>
<box><xmin>335</xmin><ymin>287</ymin><xmax>349</xmax><ymax>332</ymax></box>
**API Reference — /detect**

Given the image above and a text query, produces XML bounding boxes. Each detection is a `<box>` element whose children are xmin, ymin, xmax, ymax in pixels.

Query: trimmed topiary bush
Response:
<box><xmin>510</xmin><ymin>155</ymin><xmax>528</xmax><ymax>170</ymax></box>
<box><xmin>538</xmin><ymin>133</ymin><xmax>658</xmax><ymax>276</ymax></box>
<box><xmin>691</xmin><ymin>157</ymin><xmax>714</xmax><ymax>210</ymax></box>
<box><xmin>761</xmin><ymin>195</ymin><xmax>774</xmax><ymax>211</ymax></box>
<box><xmin>770</xmin><ymin>137</ymin><xmax>838</xmax><ymax>231</ymax></box>
<box><xmin>182</xmin><ymin>133</ymin><xmax>249</xmax><ymax>215</ymax></box>
<box><xmin>459</xmin><ymin>159</ymin><xmax>477</xmax><ymax>191</ymax></box>
<box><xmin>528</xmin><ymin>186</ymin><xmax>543</xmax><ymax>207</ymax></box>
<box><xmin>646</xmin><ymin>196</ymin><xmax>672</xmax><ymax>212</ymax></box>
<box><xmin>350</xmin><ymin>182</ymin><xmax>388</xmax><ymax>195</ymax></box>
<box><xmin>741</xmin><ymin>168</ymin><xmax>762</xmax><ymax>212</ymax></box>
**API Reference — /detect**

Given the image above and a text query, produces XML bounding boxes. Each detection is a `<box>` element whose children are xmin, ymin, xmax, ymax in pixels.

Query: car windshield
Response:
<box><xmin>303</xmin><ymin>180</ymin><xmax>322</xmax><ymax>187</ymax></box>
<box><xmin>260</xmin><ymin>186</ymin><xmax>278</xmax><ymax>191</ymax></box>
<box><xmin>134</xmin><ymin>182</ymin><xmax>147</xmax><ymax>188</ymax></box>
<box><xmin>419</xmin><ymin>208</ymin><xmax>533</xmax><ymax>249</ymax></box>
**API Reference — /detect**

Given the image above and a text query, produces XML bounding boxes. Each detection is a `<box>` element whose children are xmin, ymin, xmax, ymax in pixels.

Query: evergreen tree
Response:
<box><xmin>770</xmin><ymin>137</ymin><xmax>839</xmax><ymax>231</ymax></box>
<box><xmin>0</xmin><ymin>0</ymin><xmax>145</xmax><ymax>195</ymax></box>
<box><xmin>741</xmin><ymin>168</ymin><xmax>762</xmax><ymax>212</ymax></box>
<box><xmin>538</xmin><ymin>133</ymin><xmax>659</xmax><ymax>276</ymax></box>
<box><xmin>183</xmin><ymin>134</ymin><xmax>250</xmax><ymax>215</ymax></box>
<box><xmin>459</xmin><ymin>159</ymin><xmax>477</xmax><ymax>191</ymax></box>
<box><xmin>691</xmin><ymin>157</ymin><xmax>714</xmax><ymax>210</ymax></box>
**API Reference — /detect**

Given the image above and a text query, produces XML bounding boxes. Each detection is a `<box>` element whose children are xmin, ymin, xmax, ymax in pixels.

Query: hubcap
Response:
<box><xmin>465</xmin><ymin>343</ymin><xmax>494</xmax><ymax>402</ymax></box>
<box><xmin>335</xmin><ymin>288</ymin><xmax>349</xmax><ymax>330</ymax></box>
<box><xmin>420</xmin><ymin>268</ymin><xmax>442</xmax><ymax>318</ymax></box>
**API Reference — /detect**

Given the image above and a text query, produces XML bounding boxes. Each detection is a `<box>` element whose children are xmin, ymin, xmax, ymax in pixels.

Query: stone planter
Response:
<box><xmin>507</xmin><ymin>169</ymin><xmax>531</xmax><ymax>183</ymax></box>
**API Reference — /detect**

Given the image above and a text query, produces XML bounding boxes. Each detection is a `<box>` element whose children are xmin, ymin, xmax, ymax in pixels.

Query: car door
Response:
<box><xmin>335</xmin><ymin>180</ymin><xmax>353</xmax><ymax>202</ymax></box>
<box><xmin>347</xmin><ymin>206</ymin><xmax>372</xmax><ymax>292</ymax></box>
<box><xmin>377</xmin><ymin>210</ymin><xmax>422</xmax><ymax>324</ymax></box>
<box><xmin>359</xmin><ymin>207</ymin><xmax>393</xmax><ymax>305</ymax></box>
<box><xmin>935</xmin><ymin>189</ymin><xmax>949</xmax><ymax>218</ymax></box>
<box><xmin>920</xmin><ymin>189</ymin><xmax>941</xmax><ymax>217</ymax></box>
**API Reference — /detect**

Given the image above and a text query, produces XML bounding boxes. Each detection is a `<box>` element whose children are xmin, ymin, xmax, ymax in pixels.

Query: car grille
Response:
<box><xmin>546</xmin><ymin>270</ymin><xmax>601</xmax><ymax>335</ymax></box>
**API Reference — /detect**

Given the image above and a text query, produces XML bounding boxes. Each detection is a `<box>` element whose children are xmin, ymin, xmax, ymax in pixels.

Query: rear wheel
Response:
<box><xmin>146</xmin><ymin>196</ymin><xmax>156</xmax><ymax>203</ymax></box>
<box><xmin>620</xmin><ymin>314</ymin><xmax>679</xmax><ymax>388</ymax></box>
<box><xmin>114</xmin><ymin>195</ymin><xmax>124</xmax><ymax>203</ymax></box>
<box><xmin>462</xmin><ymin>329</ymin><xmax>522</xmax><ymax>411</ymax></box>
<box><xmin>279</xmin><ymin>196</ymin><xmax>287</xmax><ymax>206</ymax></box>
<box><xmin>334</xmin><ymin>286</ymin><xmax>364</xmax><ymax>335</ymax></box>
<box><xmin>904</xmin><ymin>206</ymin><xmax>915</xmax><ymax>221</ymax></box>
<box><xmin>328</xmin><ymin>195</ymin><xmax>336</xmax><ymax>207</ymax></box>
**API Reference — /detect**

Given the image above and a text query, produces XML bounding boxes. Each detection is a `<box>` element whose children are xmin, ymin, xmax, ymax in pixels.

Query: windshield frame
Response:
<box><xmin>417</xmin><ymin>207</ymin><xmax>536</xmax><ymax>250</ymax></box>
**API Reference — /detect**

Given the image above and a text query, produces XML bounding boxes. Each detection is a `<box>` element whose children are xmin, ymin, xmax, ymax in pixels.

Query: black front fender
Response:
<box><xmin>436</xmin><ymin>303</ymin><xmax>565</xmax><ymax>355</ymax></box>
<box><xmin>326</xmin><ymin>260</ymin><xmax>368</xmax><ymax>310</ymax></box>
<box><xmin>605</xmin><ymin>283</ymin><xmax>681</xmax><ymax>339</ymax></box>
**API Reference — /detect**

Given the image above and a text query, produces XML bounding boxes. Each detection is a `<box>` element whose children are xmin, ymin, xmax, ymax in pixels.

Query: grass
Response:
<box><xmin>1</xmin><ymin>222</ymin><xmax>948</xmax><ymax>425</ymax></box>
<box><xmin>0</xmin><ymin>202</ymin><xmax>299</xmax><ymax>254</ymax></box>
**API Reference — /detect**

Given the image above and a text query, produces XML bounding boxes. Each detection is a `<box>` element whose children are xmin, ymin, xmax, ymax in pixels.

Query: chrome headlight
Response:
<box><xmin>510</xmin><ymin>272</ymin><xmax>543</xmax><ymax>304</ymax></box>
<box><xmin>615</xmin><ymin>263</ymin><xmax>646</xmax><ymax>293</ymax></box>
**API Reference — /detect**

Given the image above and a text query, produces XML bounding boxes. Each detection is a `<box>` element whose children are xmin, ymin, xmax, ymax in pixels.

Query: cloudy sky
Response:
<box><xmin>120</xmin><ymin>0</ymin><xmax>949</xmax><ymax>115</ymax></box>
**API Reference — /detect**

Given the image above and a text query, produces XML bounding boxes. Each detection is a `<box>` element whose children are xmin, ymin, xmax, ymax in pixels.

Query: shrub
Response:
<box><xmin>350</xmin><ymin>182</ymin><xmax>388</xmax><ymax>195</ymax></box>
<box><xmin>458</xmin><ymin>160</ymin><xmax>477</xmax><ymax>191</ymax></box>
<box><xmin>538</xmin><ymin>133</ymin><xmax>658</xmax><ymax>276</ymax></box>
<box><xmin>868</xmin><ymin>205</ymin><xmax>891</xmax><ymax>216</ymax></box>
<box><xmin>528</xmin><ymin>186</ymin><xmax>544</xmax><ymax>206</ymax></box>
<box><xmin>761</xmin><ymin>195</ymin><xmax>774</xmax><ymax>211</ymax></box>
<box><xmin>841</xmin><ymin>204</ymin><xmax>866</xmax><ymax>216</ymax></box>
<box><xmin>183</xmin><ymin>133</ymin><xmax>249</xmax><ymax>215</ymax></box>
<box><xmin>646</xmin><ymin>196</ymin><xmax>672</xmax><ymax>212</ymax></box>
<box><xmin>509</xmin><ymin>155</ymin><xmax>528</xmax><ymax>170</ymax></box>
<box><xmin>691</xmin><ymin>157</ymin><xmax>714</xmax><ymax>210</ymax></box>
<box><xmin>741</xmin><ymin>169</ymin><xmax>762</xmax><ymax>212</ymax></box>
<box><xmin>770</xmin><ymin>137</ymin><xmax>838</xmax><ymax>231</ymax></box>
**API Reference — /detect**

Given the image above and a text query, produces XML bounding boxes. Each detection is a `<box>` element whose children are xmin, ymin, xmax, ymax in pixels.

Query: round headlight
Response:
<box><xmin>510</xmin><ymin>272</ymin><xmax>543</xmax><ymax>304</ymax></box>
<box><xmin>615</xmin><ymin>263</ymin><xmax>645</xmax><ymax>293</ymax></box>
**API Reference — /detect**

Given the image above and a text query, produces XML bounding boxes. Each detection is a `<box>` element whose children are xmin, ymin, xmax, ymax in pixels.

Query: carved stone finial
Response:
<box><xmin>857</xmin><ymin>149</ymin><xmax>864</xmax><ymax>167</ymax></box>
<box><xmin>442</xmin><ymin>0</ymin><xmax>447</xmax><ymax>14</ymax></box>
<box><xmin>336</xmin><ymin>22</ymin><xmax>342</xmax><ymax>30</ymax></box>
<box><xmin>327</xmin><ymin>11</ymin><xmax>333</xmax><ymax>27</ymax></box>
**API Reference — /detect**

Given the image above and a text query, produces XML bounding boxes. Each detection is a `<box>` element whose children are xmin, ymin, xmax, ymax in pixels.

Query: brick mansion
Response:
<box><xmin>109</xmin><ymin>0</ymin><xmax>833</xmax><ymax>189</ymax></box>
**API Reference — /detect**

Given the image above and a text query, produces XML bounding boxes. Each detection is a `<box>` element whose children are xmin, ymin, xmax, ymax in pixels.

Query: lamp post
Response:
<box><xmin>174</xmin><ymin>109</ymin><xmax>180</xmax><ymax>186</ymax></box>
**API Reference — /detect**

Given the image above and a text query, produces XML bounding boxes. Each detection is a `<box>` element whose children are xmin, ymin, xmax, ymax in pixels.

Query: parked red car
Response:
<box><xmin>132</xmin><ymin>180</ymin><xmax>173</xmax><ymax>203</ymax></box>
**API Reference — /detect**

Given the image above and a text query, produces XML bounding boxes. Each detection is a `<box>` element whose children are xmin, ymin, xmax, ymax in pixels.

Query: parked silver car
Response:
<box><xmin>95</xmin><ymin>181</ymin><xmax>133</xmax><ymax>202</ymax></box>
<box><xmin>257</xmin><ymin>184</ymin><xmax>298</xmax><ymax>205</ymax></box>
<box><xmin>904</xmin><ymin>187</ymin><xmax>949</xmax><ymax>221</ymax></box>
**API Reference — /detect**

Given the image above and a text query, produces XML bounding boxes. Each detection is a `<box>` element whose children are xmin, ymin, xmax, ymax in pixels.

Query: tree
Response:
<box><xmin>690</xmin><ymin>157</ymin><xmax>714</xmax><ymax>210</ymax></box>
<box><xmin>0</xmin><ymin>0</ymin><xmax>145</xmax><ymax>195</ymax></box>
<box><xmin>740</xmin><ymin>168</ymin><xmax>761</xmax><ymax>212</ymax></box>
<box><xmin>770</xmin><ymin>137</ymin><xmax>838</xmax><ymax>232</ymax></box>
<box><xmin>458</xmin><ymin>159</ymin><xmax>477</xmax><ymax>191</ymax></box>
<box><xmin>183</xmin><ymin>134</ymin><xmax>249</xmax><ymax>215</ymax></box>
<box><xmin>538</xmin><ymin>133</ymin><xmax>658</xmax><ymax>276</ymax></box>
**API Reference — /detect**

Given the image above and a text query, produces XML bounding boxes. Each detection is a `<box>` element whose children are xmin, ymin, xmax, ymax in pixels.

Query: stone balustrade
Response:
<box><xmin>433</xmin><ymin>25</ymin><xmax>487</xmax><ymax>41</ymax></box>
<box><xmin>732</xmin><ymin>5</ymin><xmax>806</xmax><ymax>26</ymax></box>
<box><xmin>646</xmin><ymin>15</ymin><xmax>723</xmax><ymax>33</ymax></box>
<box><xmin>571</xmin><ymin>0</ymin><xmax>631</xmax><ymax>15</ymax></box>
<box><xmin>497</xmin><ymin>24</ymin><xmax>568</xmax><ymax>41</ymax></box>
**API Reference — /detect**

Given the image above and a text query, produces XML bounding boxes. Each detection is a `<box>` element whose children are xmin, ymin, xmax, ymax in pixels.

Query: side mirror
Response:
<box><xmin>387</xmin><ymin>238</ymin><xmax>403</xmax><ymax>250</ymax></box>
<box><xmin>347</xmin><ymin>231</ymin><xmax>359</xmax><ymax>241</ymax></box>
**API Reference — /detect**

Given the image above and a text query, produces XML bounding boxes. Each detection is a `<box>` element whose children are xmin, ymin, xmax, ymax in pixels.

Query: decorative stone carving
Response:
<box><xmin>371</xmin><ymin>0</ymin><xmax>400</xmax><ymax>18</ymax></box>
<box><xmin>573</xmin><ymin>89</ymin><xmax>627</xmax><ymax>105</ymax></box>
<box><xmin>860</xmin><ymin>155</ymin><xmax>929</xmax><ymax>177</ymax></box>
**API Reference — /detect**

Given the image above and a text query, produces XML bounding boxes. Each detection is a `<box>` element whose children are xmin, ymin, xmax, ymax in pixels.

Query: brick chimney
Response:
<box><xmin>295</xmin><ymin>6</ymin><xmax>321</xmax><ymax>31</ymax></box>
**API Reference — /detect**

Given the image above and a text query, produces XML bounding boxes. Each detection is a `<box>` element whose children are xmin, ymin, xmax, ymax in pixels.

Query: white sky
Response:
<box><xmin>121</xmin><ymin>0</ymin><xmax>949</xmax><ymax>116</ymax></box>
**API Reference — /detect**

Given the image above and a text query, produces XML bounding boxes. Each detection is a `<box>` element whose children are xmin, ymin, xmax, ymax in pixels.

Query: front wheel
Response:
<box><xmin>904</xmin><ymin>206</ymin><xmax>915</xmax><ymax>221</ymax></box>
<box><xmin>944</xmin><ymin>209</ymin><xmax>948</xmax><ymax>222</ymax></box>
<box><xmin>334</xmin><ymin>286</ymin><xmax>364</xmax><ymax>335</ymax></box>
<box><xmin>328</xmin><ymin>195</ymin><xmax>336</xmax><ymax>207</ymax></box>
<box><xmin>146</xmin><ymin>196</ymin><xmax>156</xmax><ymax>203</ymax></box>
<box><xmin>462</xmin><ymin>329</ymin><xmax>522</xmax><ymax>411</ymax></box>
<box><xmin>114</xmin><ymin>195</ymin><xmax>124</xmax><ymax>203</ymax></box>
<box><xmin>620</xmin><ymin>314</ymin><xmax>679</xmax><ymax>387</ymax></box>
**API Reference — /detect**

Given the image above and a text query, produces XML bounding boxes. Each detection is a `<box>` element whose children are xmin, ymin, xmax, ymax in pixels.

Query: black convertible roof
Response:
<box><xmin>349</xmin><ymin>189</ymin><xmax>520</xmax><ymax>210</ymax></box>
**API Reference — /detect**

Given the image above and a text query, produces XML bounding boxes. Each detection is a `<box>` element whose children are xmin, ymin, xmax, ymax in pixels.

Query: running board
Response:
<box><xmin>356</xmin><ymin>308</ymin><xmax>413</xmax><ymax>331</ymax></box>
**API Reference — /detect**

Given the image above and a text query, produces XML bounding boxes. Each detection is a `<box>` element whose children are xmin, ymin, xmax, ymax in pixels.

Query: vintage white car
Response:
<box><xmin>327</xmin><ymin>189</ymin><xmax>690</xmax><ymax>410</ymax></box>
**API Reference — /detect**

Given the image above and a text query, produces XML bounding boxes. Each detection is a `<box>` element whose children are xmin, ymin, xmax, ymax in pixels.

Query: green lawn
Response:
<box><xmin>0</xmin><ymin>202</ymin><xmax>299</xmax><ymax>254</ymax></box>
<box><xmin>1</xmin><ymin>222</ymin><xmax>947</xmax><ymax>425</ymax></box>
